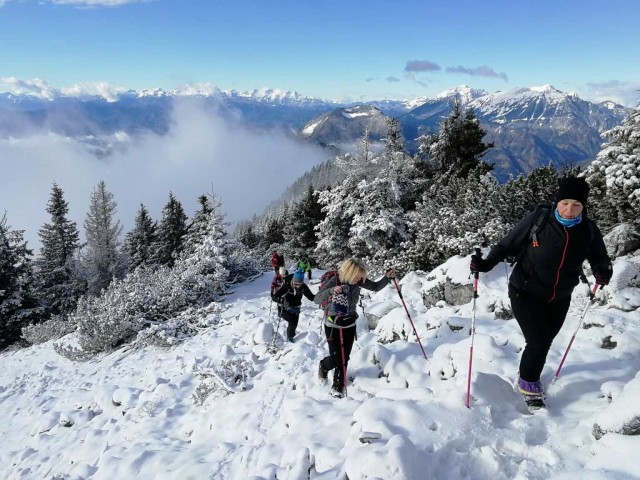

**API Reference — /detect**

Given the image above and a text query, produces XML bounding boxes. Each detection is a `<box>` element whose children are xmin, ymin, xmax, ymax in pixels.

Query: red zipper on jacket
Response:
<box><xmin>549</xmin><ymin>227</ymin><xmax>570</xmax><ymax>303</ymax></box>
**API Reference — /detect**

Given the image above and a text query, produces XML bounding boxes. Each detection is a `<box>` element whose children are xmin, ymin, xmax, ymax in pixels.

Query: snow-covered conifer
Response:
<box><xmin>175</xmin><ymin>194</ymin><xmax>229</xmax><ymax>304</ymax></box>
<box><xmin>124</xmin><ymin>203</ymin><xmax>157</xmax><ymax>272</ymax></box>
<box><xmin>35</xmin><ymin>183</ymin><xmax>85</xmax><ymax>318</ymax></box>
<box><xmin>585</xmin><ymin>107</ymin><xmax>640</xmax><ymax>230</ymax></box>
<box><xmin>83</xmin><ymin>180</ymin><xmax>123</xmax><ymax>295</ymax></box>
<box><xmin>153</xmin><ymin>192</ymin><xmax>188</xmax><ymax>267</ymax></box>
<box><xmin>0</xmin><ymin>214</ymin><xmax>39</xmax><ymax>349</ymax></box>
<box><xmin>284</xmin><ymin>185</ymin><xmax>324</xmax><ymax>259</ymax></box>
<box><xmin>424</xmin><ymin>102</ymin><xmax>493</xmax><ymax>179</ymax></box>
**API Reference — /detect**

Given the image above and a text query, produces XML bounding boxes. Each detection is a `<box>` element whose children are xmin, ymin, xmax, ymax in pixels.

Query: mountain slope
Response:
<box><xmin>299</xmin><ymin>104</ymin><xmax>391</xmax><ymax>148</ymax></box>
<box><xmin>1</xmin><ymin>253</ymin><xmax>639</xmax><ymax>479</ymax></box>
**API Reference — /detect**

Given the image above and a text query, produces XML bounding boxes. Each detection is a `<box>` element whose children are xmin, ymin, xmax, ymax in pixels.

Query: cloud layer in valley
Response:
<box><xmin>0</xmin><ymin>99</ymin><xmax>328</xmax><ymax>251</ymax></box>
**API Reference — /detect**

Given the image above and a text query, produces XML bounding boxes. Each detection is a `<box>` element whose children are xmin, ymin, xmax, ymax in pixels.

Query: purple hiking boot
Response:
<box><xmin>518</xmin><ymin>377</ymin><xmax>546</xmax><ymax>411</ymax></box>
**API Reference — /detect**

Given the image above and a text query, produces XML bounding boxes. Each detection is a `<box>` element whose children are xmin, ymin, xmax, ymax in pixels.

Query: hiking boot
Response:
<box><xmin>287</xmin><ymin>337</ymin><xmax>294</xmax><ymax>343</ymax></box>
<box><xmin>330</xmin><ymin>372</ymin><xmax>344</xmax><ymax>398</ymax></box>
<box><xmin>517</xmin><ymin>377</ymin><xmax>544</xmax><ymax>399</ymax></box>
<box><xmin>330</xmin><ymin>386</ymin><xmax>345</xmax><ymax>398</ymax></box>
<box><xmin>318</xmin><ymin>363</ymin><xmax>329</xmax><ymax>386</ymax></box>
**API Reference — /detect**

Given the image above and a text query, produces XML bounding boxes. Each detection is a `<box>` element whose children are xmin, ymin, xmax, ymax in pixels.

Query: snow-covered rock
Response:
<box><xmin>603</xmin><ymin>224</ymin><xmax>640</xmax><ymax>258</ymax></box>
<box><xmin>593</xmin><ymin>374</ymin><xmax>640</xmax><ymax>439</ymax></box>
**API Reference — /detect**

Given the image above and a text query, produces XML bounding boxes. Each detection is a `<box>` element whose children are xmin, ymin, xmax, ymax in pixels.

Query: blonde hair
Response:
<box><xmin>339</xmin><ymin>257</ymin><xmax>367</xmax><ymax>284</ymax></box>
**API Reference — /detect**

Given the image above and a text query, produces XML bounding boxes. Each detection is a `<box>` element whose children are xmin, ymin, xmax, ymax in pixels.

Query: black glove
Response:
<box><xmin>470</xmin><ymin>254</ymin><xmax>492</xmax><ymax>273</ymax></box>
<box><xmin>594</xmin><ymin>265</ymin><xmax>613</xmax><ymax>287</ymax></box>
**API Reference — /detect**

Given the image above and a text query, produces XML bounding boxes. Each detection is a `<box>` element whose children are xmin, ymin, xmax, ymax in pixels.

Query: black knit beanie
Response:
<box><xmin>555</xmin><ymin>177</ymin><xmax>590</xmax><ymax>205</ymax></box>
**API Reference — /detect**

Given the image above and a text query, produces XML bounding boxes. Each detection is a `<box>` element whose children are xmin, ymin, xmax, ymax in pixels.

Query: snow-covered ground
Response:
<box><xmin>1</xmin><ymin>255</ymin><xmax>639</xmax><ymax>480</ymax></box>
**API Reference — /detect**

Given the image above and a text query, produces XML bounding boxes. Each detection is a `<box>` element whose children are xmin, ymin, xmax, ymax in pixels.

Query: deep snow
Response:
<box><xmin>1</xmin><ymin>254</ymin><xmax>639</xmax><ymax>480</ymax></box>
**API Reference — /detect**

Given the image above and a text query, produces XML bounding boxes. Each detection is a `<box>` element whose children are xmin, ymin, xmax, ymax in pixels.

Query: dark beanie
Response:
<box><xmin>555</xmin><ymin>177</ymin><xmax>590</xmax><ymax>205</ymax></box>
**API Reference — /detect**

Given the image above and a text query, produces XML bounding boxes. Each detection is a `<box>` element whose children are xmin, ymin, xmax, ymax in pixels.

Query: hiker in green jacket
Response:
<box><xmin>295</xmin><ymin>255</ymin><xmax>312</xmax><ymax>280</ymax></box>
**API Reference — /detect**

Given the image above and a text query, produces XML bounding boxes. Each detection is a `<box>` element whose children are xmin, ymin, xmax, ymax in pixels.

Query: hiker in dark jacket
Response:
<box><xmin>470</xmin><ymin>177</ymin><xmax>612</xmax><ymax>403</ymax></box>
<box><xmin>272</xmin><ymin>269</ymin><xmax>315</xmax><ymax>342</ymax></box>
<box><xmin>271</xmin><ymin>267</ymin><xmax>288</xmax><ymax>316</ymax></box>
<box><xmin>314</xmin><ymin>257</ymin><xmax>396</xmax><ymax>398</ymax></box>
<box><xmin>271</xmin><ymin>251</ymin><xmax>285</xmax><ymax>274</ymax></box>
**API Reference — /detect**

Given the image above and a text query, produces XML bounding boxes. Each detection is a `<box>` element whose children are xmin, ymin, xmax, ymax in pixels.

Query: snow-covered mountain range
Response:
<box><xmin>0</xmin><ymin>84</ymin><xmax>631</xmax><ymax>176</ymax></box>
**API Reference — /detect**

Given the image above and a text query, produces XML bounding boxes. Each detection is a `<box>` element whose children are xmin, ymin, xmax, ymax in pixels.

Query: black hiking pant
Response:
<box><xmin>280</xmin><ymin>309</ymin><xmax>299</xmax><ymax>339</ymax></box>
<box><xmin>321</xmin><ymin>325</ymin><xmax>356</xmax><ymax>388</ymax></box>
<box><xmin>509</xmin><ymin>285</ymin><xmax>572</xmax><ymax>382</ymax></box>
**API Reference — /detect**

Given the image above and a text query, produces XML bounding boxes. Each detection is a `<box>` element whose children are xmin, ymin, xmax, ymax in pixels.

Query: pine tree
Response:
<box><xmin>153</xmin><ymin>192</ymin><xmax>188</xmax><ymax>267</ymax></box>
<box><xmin>384</xmin><ymin>117</ymin><xmax>405</xmax><ymax>155</ymax></box>
<box><xmin>285</xmin><ymin>185</ymin><xmax>324</xmax><ymax>259</ymax></box>
<box><xmin>234</xmin><ymin>220</ymin><xmax>261</xmax><ymax>250</ymax></box>
<box><xmin>585</xmin><ymin>106</ymin><xmax>640</xmax><ymax>230</ymax></box>
<box><xmin>182</xmin><ymin>194</ymin><xmax>213</xmax><ymax>259</ymax></box>
<box><xmin>0</xmin><ymin>214</ymin><xmax>40</xmax><ymax>349</ymax></box>
<box><xmin>35</xmin><ymin>183</ymin><xmax>85</xmax><ymax>318</ymax></box>
<box><xmin>315</xmin><ymin>151</ymin><xmax>370</xmax><ymax>268</ymax></box>
<box><xmin>124</xmin><ymin>203</ymin><xmax>157</xmax><ymax>272</ymax></box>
<box><xmin>424</xmin><ymin>102</ymin><xmax>493</xmax><ymax>179</ymax></box>
<box><xmin>262</xmin><ymin>212</ymin><xmax>286</xmax><ymax>251</ymax></box>
<box><xmin>83</xmin><ymin>181</ymin><xmax>124</xmax><ymax>296</ymax></box>
<box><xmin>176</xmin><ymin>193</ymin><xmax>229</xmax><ymax>304</ymax></box>
<box><xmin>348</xmin><ymin>149</ymin><xmax>424</xmax><ymax>271</ymax></box>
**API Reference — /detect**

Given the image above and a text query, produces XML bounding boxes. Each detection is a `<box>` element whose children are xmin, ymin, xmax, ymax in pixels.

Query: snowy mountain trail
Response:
<box><xmin>1</xmin><ymin>258</ymin><xmax>639</xmax><ymax>479</ymax></box>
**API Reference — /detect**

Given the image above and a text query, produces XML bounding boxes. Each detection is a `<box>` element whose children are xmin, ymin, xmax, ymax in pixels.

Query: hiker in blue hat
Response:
<box><xmin>272</xmin><ymin>268</ymin><xmax>315</xmax><ymax>342</ymax></box>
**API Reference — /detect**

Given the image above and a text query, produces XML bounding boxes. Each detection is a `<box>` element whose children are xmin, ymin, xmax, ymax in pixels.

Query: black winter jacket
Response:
<box><xmin>272</xmin><ymin>274</ymin><xmax>315</xmax><ymax>307</ymax></box>
<box><xmin>484</xmin><ymin>209</ymin><xmax>611</xmax><ymax>303</ymax></box>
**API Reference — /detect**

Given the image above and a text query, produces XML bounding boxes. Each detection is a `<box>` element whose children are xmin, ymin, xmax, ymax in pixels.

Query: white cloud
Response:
<box><xmin>0</xmin><ymin>77</ymin><xmax>58</xmax><ymax>99</ymax></box>
<box><xmin>60</xmin><ymin>82</ymin><xmax>128</xmax><ymax>102</ymax></box>
<box><xmin>0</xmin><ymin>98</ymin><xmax>328</xmax><ymax>251</ymax></box>
<box><xmin>584</xmin><ymin>80</ymin><xmax>640</xmax><ymax>107</ymax></box>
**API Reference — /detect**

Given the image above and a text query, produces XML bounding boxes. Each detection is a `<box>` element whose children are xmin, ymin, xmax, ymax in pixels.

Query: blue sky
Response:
<box><xmin>1</xmin><ymin>0</ymin><xmax>639</xmax><ymax>105</ymax></box>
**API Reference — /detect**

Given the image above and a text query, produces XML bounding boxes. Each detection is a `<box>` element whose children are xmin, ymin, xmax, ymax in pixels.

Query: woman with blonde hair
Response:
<box><xmin>314</xmin><ymin>257</ymin><xmax>395</xmax><ymax>397</ymax></box>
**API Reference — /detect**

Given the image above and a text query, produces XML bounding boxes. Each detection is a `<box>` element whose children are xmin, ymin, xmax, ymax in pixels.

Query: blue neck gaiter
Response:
<box><xmin>554</xmin><ymin>208</ymin><xmax>582</xmax><ymax>228</ymax></box>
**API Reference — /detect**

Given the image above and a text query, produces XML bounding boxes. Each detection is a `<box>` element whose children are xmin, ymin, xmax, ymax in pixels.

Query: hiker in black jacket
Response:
<box><xmin>272</xmin><ymin>269</ymin><xmax>315</xmax><ymax>342</ymax></box>
<box><xmin>470</xmin><ymin>177</ymin><xmax>612</xmax><ymax>404</ymax></box>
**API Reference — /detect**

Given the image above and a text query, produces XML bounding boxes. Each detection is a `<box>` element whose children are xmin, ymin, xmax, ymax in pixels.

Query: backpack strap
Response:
<box><xmin>530</xmin><ymin>205</ymin><xmax>550</xmax><ymax>248</ymax></box>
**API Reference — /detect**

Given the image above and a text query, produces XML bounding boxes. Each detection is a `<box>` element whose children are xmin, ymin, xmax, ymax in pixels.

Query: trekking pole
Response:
<box><xmin>392</xmin><ymin>278</ymin><xmax>427</xmax><ymax>360</ymax></box>
<box><xmin>552</xmin><ymin>280</ymin><xmax>600</xmax><ymax>385</ymax></box>
<box><xmin>466</xmin><ymin>247</ymin><xmax>481</xmax><ymax>408</ymax></box>
<box><xmin>339</xmin><ymin>328</ymin><xmax>348</xmax><ymax>396</ymax></box>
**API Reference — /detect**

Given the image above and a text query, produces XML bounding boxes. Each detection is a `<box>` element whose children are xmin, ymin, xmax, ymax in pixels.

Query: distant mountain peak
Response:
<box><xmin>434</xmin><ymin>85</ymin><xmax>489</xmax><ymax>104</ymax></box>
<box><xmin>530</xmin><ymin>84</ymin><xmax>561</xmax><ymax>93</ymax></box>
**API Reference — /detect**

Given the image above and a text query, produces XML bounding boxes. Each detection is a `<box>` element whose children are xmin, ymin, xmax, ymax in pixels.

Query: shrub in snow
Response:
<box><xmin>192</xmin><ymin>358</ymin><xmax>255</xmax><ymax>405</ymax></box>
<box><xmin>22</xmin><ymin>316</ymin><xmax>76</xmax><ymax>345</ymax></box>
<box><xmin>55</xmin><ymin>266</ymin><xmax>216</xmax><ymax>357</ymax></box>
